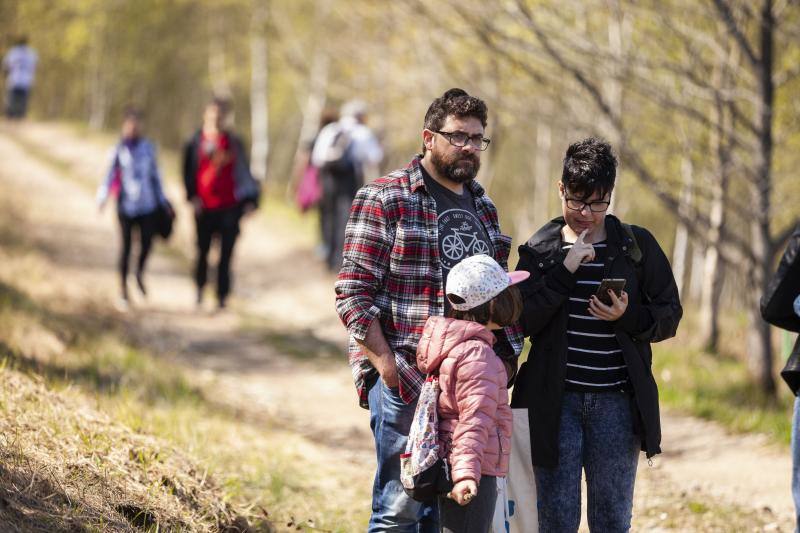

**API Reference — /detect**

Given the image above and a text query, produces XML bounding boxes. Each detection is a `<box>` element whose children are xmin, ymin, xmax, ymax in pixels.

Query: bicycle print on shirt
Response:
<box><xmin>438</xmin><ymin>208</ymin><xmax>494</xmax><ymax>273</ymax></box>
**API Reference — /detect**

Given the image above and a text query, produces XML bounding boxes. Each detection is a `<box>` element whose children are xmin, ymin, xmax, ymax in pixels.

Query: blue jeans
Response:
<box><xmin>367</xmin><ymin>379</ymin><xmax>438</xmax><ymax>532</ymax></box>
<box><xmin>5</xmin><ymin>87</ymin><xmax>29</xmax><ymax>118</ymax></box>
<box><xmin>792</xmin><ymin>397</ymin><xmax>800</xmax><ymax>532</ymax></box>
<box><xmin>534</xmin><ymin>391</ymin><xmax>640</xmax><ymax>532</ymax></box>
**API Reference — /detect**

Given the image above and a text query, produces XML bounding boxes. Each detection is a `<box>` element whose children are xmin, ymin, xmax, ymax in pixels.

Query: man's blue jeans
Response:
<box><xmin>534</xmin><ymin>391</ymin><xmax>640</xmax><ymax>532</ymax></box>
<box><xmin>791</xmin><ymin>396</ymin><xmax>800</xmax><ymax>532</ymax></box>
<box><xmin>367</xmin><ymin>379</ymin><xmax>438</xmax><ymax>532</ymax></box>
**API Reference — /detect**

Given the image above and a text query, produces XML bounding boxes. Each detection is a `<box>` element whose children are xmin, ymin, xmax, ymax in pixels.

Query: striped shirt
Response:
<box><xmin>562</xmin><ymin>241</ymin><xmax>629</xmax><ymax>391</ymax></box>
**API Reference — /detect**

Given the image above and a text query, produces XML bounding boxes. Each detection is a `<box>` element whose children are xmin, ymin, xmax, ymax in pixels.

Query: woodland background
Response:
<box><xmin>4</xmin><ymin>0</ymin><xmax>800</xmax><ymax>435</ymax></box>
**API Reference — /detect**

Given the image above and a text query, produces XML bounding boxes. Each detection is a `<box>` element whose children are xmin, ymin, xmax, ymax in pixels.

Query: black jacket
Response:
<box><xmin>761</xmin><ymin>225</ymin><xmax>800</xmax><ymax>393</ymax></box>
<box><xmin>182</xmin><ymin>130</ymin><xmax>261</xmax><ymax>209</ymax></box>
<box><xmin>510</xmin><ymin>215</ymin><xmax>682</xmax><ymax>468</ymax></box>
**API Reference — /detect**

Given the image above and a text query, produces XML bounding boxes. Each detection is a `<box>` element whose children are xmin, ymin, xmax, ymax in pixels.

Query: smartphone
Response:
<box><xmin>595</xmin><ymin>278</ymin><xmax>626</xmax><ymax>305</ymax></box>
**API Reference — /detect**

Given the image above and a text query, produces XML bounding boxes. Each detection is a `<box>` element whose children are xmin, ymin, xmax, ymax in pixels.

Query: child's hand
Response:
<box><xmin>448</xmin><ymin>479</ymin><xmax>478</xmax><ymax>506</ymax></box>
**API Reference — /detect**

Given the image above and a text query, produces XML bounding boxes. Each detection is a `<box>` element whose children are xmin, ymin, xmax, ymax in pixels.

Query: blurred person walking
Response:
<box><xmin>183</xmin><ymin>98</ymin><xmax>260</xmax><ymax>310</ymax></box>
<box><xmin>291</xmin><ymin>108</ymin><xmax>339</xmax><ymax>258</ymax></box>
<box><xmin>335</xmin><ymin>88</ymin><xmax>523</xmax><ymax>531</ymax></box>
<box><xmin>312</xmin><ymin>99</ymin><xmax>383</xmax><ymax>271</ymax></box>
<box><xmin>97</xmin><ymin>107</ymin><xmax>172</xmax><ymax>308</ymax></box>
<box><xmin>2</xmin><ymin>35</ymin><xmax>37</xmax><ymax>119</ymax></box>
<box><xmin>761</xmin><ymin>224</ymin><xmax>800</xmax><ymax>531</ymax></box>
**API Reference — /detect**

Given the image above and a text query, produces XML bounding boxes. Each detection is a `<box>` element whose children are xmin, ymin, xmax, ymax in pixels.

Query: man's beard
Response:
<box><xmin>431</xmin><ymin>149</ymin><xmax>480</xmax><ymax>184</ymax></box>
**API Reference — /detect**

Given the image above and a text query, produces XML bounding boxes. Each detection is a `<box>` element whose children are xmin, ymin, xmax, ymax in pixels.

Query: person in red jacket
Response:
<box><xmin>416</xmin><ymin>254</ymin><xmax>528</xmax><ymax>532</ymax></box>
<box><xmin>183</xmin><ymin>98</ymin><xmax>260</xmax><ymax>309</ymax></box>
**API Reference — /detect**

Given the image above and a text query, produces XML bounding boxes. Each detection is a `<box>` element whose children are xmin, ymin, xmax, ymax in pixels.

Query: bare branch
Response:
<box><xmin>513</xmin><ymin>0</ymin><xmax>621</xmax><ymax>130</ymax></box>
<box><xmin>619</xmin><ymin>146</ymin><xmax>755</xmax><ymax>265</ymax></box>
<box><xmin>711</xmin><ymin>0</ymin><xmax>760</xmax><ymax>68</ymax></box>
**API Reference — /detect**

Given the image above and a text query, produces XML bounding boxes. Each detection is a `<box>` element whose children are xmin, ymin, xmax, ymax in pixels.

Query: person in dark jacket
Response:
<box><xmin>511</xmin><ymin>138</ymin><xmax>682</xmax><ymax>532</ymax></box>
<box><xmin>183</xmin><ymin>97</ymin><xmax>260</xmax><ymax>310</ymax></box>
<box><xmin>761</xmin><ymin>224</ymin><xmax>800</xmax><ymax>529</ymax></box>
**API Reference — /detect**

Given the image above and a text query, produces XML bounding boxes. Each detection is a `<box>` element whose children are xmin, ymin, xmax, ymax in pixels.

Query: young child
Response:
<box><xmin>416</xmin><ymin>254</ymin><xmax>528</xmax><ymax>532</ymax></box>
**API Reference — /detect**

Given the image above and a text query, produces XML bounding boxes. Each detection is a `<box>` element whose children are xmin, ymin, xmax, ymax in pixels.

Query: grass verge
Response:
<box><xmin>0</xmin><ymin>140</ymin><xmax>369</xmax><ymax>530</ymax></box>
<box><xmin>653</xmin><ymin>339</ymin><xmax>795</xmax><ymax>446</ymax></box>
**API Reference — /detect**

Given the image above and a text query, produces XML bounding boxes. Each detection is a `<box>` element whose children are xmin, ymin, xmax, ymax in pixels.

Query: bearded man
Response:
<box><xmin>334</xmin><ymin>88</ymin><xmax>523</xmax><ymax>531</ymax></box>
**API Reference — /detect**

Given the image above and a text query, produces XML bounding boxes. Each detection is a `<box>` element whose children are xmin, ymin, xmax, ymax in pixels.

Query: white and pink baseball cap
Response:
<box><xmin>446</xmin><ymin>254</ymin><xmax>530</xmax><ymax>311</ymax></box>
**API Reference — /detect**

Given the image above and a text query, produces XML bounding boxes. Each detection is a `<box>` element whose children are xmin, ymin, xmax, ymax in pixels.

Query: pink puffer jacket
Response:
<box><xmin>416</xmin><ymin>316</ymin><xmax>512</xmax><ymax>484</ymax></box>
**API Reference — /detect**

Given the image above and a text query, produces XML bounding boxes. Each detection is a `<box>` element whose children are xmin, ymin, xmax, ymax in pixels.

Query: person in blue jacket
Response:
<box><xmin>97</xmin><ymin>107</ymin><xmax>171</xmax><ymax>308</ymax></box>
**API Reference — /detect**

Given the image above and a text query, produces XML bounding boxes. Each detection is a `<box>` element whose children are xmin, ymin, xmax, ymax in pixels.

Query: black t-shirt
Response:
<box><xmin>421</xmin><ymin>166</ymin><xmax>494</xmax><ymax>310</ymax></box>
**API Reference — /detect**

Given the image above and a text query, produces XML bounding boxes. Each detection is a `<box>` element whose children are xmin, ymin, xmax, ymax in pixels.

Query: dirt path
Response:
<box><xmin>2</xmin><ymin>121</ymin><xmax>370</xmax><ymax>450</ymax></box>
<box><xmin>0</xmin><ymin>120</ymin><xmax>794</xmax><ymax>531</ymax></box>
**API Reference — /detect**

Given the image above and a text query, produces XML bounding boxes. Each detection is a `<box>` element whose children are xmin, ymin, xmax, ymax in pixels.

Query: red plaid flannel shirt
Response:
<box><xmin>335</xmin><ymin>156</ymin><xmax>524</xmax><ymax>408</ymax></box>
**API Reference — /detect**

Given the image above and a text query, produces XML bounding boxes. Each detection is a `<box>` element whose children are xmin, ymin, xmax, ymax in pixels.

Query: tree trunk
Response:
<box><xmin>533</xmin><ymin>119</ymin><xmax>552</xmax><ymax>231</ymax></box>
<box><xmin>87</xmin><ymin>20</ymin><xmax>108</xmax><ymax>130</ymax></box>
<box><xmin>698</xmin><ymin>244</ymin><xmax>723</xmax><ymax>352</ymax></box>
<box><xmin>672</xmin><ymin>151</ymin><xmax>694</xmax><ymax>299</ymax></box>
<box><xmin>603</xmin><ymin>0</ymin><xmax>629</xmax><ymax>214</ymax></box>
<box><xmin>477</xmin><ymin>57</ymin><xmax>503</xmax><ymax>194</ymax></box>
<box><xmin>688</xmin><ymin>243</ymin><xmax>705</xmax><ymax>303</ymax></box>
<box><xmin>250</xmin><ymin>0</ymin><xmax>269</xmax><ymax>182</ymax></box>
<box><xmin>746</xmin><ymin>0</ymin><xmax>776</xmax><ymax>395</ymax></box>
<box><xmin>698</xmin><ymin>62</ymin><xmax>731</xmax><ymax>353</ymax></box>
<box><xmin>295</xmin><ymin>0</ymin><xmax>331</xmax><ymax>147</ymax></box>
<box><xmin>747</xmin><ymin>259</ymin><xmax>775</xmax><ymax>394</ymax></box>
<box><xmin>295</xmin><ymin>50</ymin><xmax>328</xmax><ymax>148</ymax></box>
<box><xmin>516</xmin><ymin>116</ymin><xmax>552</xmax><ymax>240</ymax></box>
<box><xmin>208</xmin><ymin>10</ymin><xmax>231</xmax><ymax>99</ymax></box>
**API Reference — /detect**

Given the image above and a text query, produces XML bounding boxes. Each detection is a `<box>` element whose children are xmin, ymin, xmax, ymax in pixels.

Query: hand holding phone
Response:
<box><xmin>595</xmin><ymin>278</ymin><xmax>626</xmax><ymax>306</ymax></box>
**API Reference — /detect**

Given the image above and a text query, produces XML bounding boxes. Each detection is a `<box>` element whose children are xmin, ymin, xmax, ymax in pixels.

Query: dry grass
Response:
<box><xmin>0</xmin><ymin>203</ymin><xmax>263</xmax><ymax>531</ymax></box>
<box><xmin>0</xmin><ymin>368</ymin><xmax>250</xmax><ymax>532</ymax></box>
<box><xmin>0</xmin><ymin>269</ymin><xmax>367</xmax><ymax>531</ymax></box>
<box><xmin>0</xmin><ymin>155</ymin><xmax>369</xmax><ymax>531</ymax></box>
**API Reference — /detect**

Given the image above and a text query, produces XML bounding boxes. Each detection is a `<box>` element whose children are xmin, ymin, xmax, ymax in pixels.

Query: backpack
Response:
<box><xmin>621</xmin><ymin>222</ymin><xmax>651</xmax><ymax>303</ymax></box>
<box><xmin>320</xmin><ymin>127</ymin><xmax>357</xmax><ymax>180</ymax></box>
<box><xmin>621</xmin><ymin>222</ymin><xmax>643</xmax><ymax>266</ymax></box>
<box><xmin>400</xmin><ymin>375</ymin><xmax>453</xmax><ymax>502</ymax></box>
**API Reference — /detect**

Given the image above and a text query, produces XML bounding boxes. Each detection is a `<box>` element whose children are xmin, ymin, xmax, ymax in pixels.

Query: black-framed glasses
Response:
<box><xmin>434</xmin><ymin>130</ymin><xmax>491</xmax><ymax>151</ymax></box>
<box><xmin>564</xmin><ymin>197</ymin><xmax>610</xmax><ymax>213</ymax></box>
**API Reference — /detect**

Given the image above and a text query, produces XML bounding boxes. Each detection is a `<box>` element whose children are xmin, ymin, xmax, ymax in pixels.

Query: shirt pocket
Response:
<box><xmin>391</xmin><ymin>220</ymin><xmax>434</xmax><ymax>278</ymax></box>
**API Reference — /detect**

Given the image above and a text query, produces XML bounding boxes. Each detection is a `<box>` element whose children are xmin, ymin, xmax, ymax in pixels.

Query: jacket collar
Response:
<box><xmin>523</xmin><ymin>214</ymin><xmax>633</xmax><ymax>259</ymax></box>
<box><xmin>408</xmin><ymin>155</ymin><xmax>486</xmax><ymax>198</ymax></box>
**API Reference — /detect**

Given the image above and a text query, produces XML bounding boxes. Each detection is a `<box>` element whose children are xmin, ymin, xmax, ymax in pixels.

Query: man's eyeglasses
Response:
<box><xmin>564</xmin><ymin>197</ymin><xmax>610</xmax><ymax>213</ymax></box>
<box><xmin>434</xmin><ymin>130</ymin><xmax>491</xmax><ymax>151</ymax></box>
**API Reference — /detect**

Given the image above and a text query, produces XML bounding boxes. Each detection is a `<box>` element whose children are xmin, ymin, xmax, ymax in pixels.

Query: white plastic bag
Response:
<box><xmin>493</xmin><ymin>408</ymin><xmax>538</xmax><ymax>532</ymax></box>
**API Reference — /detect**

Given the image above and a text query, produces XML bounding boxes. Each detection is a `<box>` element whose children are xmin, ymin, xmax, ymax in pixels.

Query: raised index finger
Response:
<box><xmin>577</xmin><ymin>229</ymin><xmax>588</xmax><ymax>244</ymax></box>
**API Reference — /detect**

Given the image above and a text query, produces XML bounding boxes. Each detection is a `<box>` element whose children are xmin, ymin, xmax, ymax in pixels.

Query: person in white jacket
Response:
<box><xmin>2</xmin><ymin>35</ymin><xmax>37</xmax><ymax>119</ymax></box>
<box><xmin>311</xmin><ymin>99</ymin><xmax>383</xmax><ymax>270</ymax></box>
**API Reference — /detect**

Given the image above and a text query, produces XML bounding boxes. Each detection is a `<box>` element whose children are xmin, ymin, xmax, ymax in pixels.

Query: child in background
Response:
<box><xmin>416</xmin><ymin>254</ymin><xmax>528</xmax><ymax>532</ymax></box>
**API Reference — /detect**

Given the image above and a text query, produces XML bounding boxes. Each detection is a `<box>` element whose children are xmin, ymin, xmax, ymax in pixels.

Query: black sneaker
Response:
<box><xmin>136</xmin><ymin>273</ymin><xmax>147</xmax><ymax>297</ymax></box>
